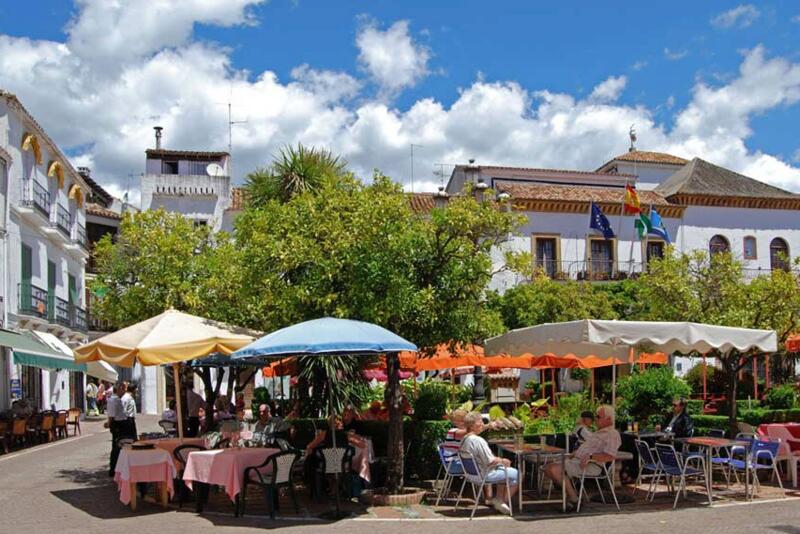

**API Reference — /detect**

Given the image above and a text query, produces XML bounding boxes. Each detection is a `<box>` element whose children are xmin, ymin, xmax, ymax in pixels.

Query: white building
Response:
<box><xmin>0</xmin><ymin>91</ymin><xmax>91</xmax><ymax>411</ymax></box>
<box><xmin>444</xmin><ymin>149</ymin><xmax>800</xmax><ymax>379</ymax></box>
<box><xmin>140</xmin><ymin>127</ymin><xmax>240</xmax><ymax>232</ymax></box>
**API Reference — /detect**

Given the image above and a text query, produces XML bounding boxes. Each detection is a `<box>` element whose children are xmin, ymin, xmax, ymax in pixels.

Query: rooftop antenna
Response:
<box><xmin>217</xmin><ymin>91</ymin><xmax>248</xmax><ymax>180</ymax></box>
<box><xmin>629</xmin><ymin>124</ymin><xmax>637</xmax><ymax>152</ymax></box>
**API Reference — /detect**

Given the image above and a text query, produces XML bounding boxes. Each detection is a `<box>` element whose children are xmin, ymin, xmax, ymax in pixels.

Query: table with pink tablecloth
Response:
<box><xmin>114</xmin><ymin>448</ymin><xmax>177</xmax><ymax>508</ymax></box>
<box><xmin>183</xmin><ymin>447</ymin><xmax>279</xmax><ymax>502</ymax></box>
<box><xmin>138</xmin><ymin>438</ymin><xmax>207</xmax><ymax>468</ymax></box>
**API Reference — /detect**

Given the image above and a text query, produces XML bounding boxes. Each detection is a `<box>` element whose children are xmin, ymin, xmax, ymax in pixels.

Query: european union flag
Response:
<box><xmin>649</xmin><ymin>208</ymin><xmax>671</xmax><ymax>244</ymax></box>
<box><xmin>589</xmin><ymin>202</ymin><xmax>615</xmax><ymax>240</ymax></box>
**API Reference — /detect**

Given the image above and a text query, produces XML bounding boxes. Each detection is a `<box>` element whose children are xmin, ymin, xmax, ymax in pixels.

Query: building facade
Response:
<box><xmin>1</xmin><ymin>91</ymin><xmax>91</xmax><ymax>411</ymax></box>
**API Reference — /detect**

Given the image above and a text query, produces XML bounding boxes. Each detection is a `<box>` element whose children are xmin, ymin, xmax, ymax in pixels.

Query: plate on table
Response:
<box><xmin>131</xmin><ymin>443</ymin><xmax>156</xmax><ymax>450</ymax></box>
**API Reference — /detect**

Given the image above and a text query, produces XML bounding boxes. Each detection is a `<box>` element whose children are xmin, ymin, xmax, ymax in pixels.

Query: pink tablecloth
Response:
<box><xmin>183</xmin><ymin>447</ymin><xmax>279</xmax><ymax>502</ymax></box>
<box><xmin>114</xmin><ymin>448</ymin><xmax>177</xmax><ymax>505</ymax></box>
<box><xmin>352</xmin><ymin>439</ymin><xmax>374</xmax><ymax>483</ymax></box>
<box><xmin>138</xmin><ymin>438</ymin><xmax>207</xmax><ymax>468</ymax></box>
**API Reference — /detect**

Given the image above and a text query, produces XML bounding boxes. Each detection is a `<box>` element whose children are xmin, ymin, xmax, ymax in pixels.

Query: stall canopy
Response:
<box><xmin>1</xmin><ymin>328</ymin><xmax>86</xmax><ymax>372</ymax></box>
<box><xmin>485</xmin><ymin>320</ymin><xmax>778</xmax><ymax>360</ymax></box>
<box><xmin>32</xmin><ymin>331</ymin><xmax>118</xmax><ymax>382</ymax></box>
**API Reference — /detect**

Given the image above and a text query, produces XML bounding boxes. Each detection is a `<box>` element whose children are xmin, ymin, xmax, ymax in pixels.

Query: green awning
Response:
<box><xmin>0</xmin><ymin>329</ymin><xmax>86</xmax><ymax>372</ymax></box>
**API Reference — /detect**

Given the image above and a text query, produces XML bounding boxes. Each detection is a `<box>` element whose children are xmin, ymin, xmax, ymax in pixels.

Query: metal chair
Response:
<box><xmin>455</xmin><ymin>450</ymin><xmax>514</xmax><ymax>519</ymax></box>
<box><xmin>572</xmin><ymin>460</ymin><xmax>620</xmax><ymax>512</ymax></box>
<box><xmin>434</xmin><ymin>443</ymin><xmax>464</xmax><ymax>506</ymax></box>
<box><xmin>158</xmin><ymin>419</ymin><xmax>177</xmax><ymax>436</ymax></box>
<box><xmin>173</xmin><ymin>444</ymin><xmax>206</xmax><ymax>508</ymax></box>
<box><xmin>241</xmin><ymin>450</ymin><xmax>301</xmax><ymax>518</ymax></box>
<box><xmin>633</xmin><ymin>439</ymin><xmax>661</xmax><ymax>500</ymax></box>
<box><xmin>654</xmin><ymin>443</ymin><xmax>711</xmax><ymax>509</ymax></box>
<box><xmin>727</xmin><ymin>438</ymin><xmax>784</xmax><ymax>499</ymax></box>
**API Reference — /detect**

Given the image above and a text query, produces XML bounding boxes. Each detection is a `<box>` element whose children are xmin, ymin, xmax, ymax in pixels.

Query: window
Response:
<box><xmin>646</xmin><ymin>241</ymin><xmax>664</xmax><ymax>262</ymax></box>
<box><xmin>770</xmin><ymin>238</ymin><xmax>789</xmax><ymax>271</ymax></box>
<box><xmin>189</xmin><ymin>161</ymin><xmax>211</xmax><ymax>175</ymax></box>
<box><xmin>161</xmin><ymin>160</ymin><xmax>178</xmax><ymax>174</ymax></box>
<box><xmin>743</xmin><ymin>236</ymin><xmax>757</xmax><ymax>260</ymax></box>
<box><xmin>676</xmin><ymin>363</ymin><xmax>682</xmax><ymax>372</ymax></box>
<box><xmin>589</xmin><ymin>239</ymin><xmax>615</xmax><ymax>280</ymax></box>
<box><xmin>709</xmin><ymin>235</ymin><xmax>730</xmax><ymax>255</ymax></box>
<box><xmin>534</xmin><ymin>236</ymin><xmax>559</xmax><ymax>278</ymax></box>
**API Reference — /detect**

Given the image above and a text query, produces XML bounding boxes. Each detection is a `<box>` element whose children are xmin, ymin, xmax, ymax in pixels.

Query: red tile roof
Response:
<box><xmin>459</xmin><ymin>164</ymin><xmax>636</xmax><ymax>180</ymax></box>
<box><xmin>598</xmin><ymin>151</ymin><xmax>689</xmax><ymax>171</ymax></box>
<box><xmin>228</xmin><ymin>187</ymin><xmax>248</xmax><ymax>211</ymax></box>
<box><xmin>146</xmin><ymin>148</ymin><xmax>229</xmax><ymax>160</ymax></box>
<box><xmin>495</xmin><ymin>181</ymin><xmax>672</xmax><ymax>207</ymax></box>
<box><xmin>409</xmin><ymin>193</ymin><xmax>436</xmax><ymax>212</ymax></box>
<box><xmin>85</xmin><ymin>202</ymin><xmax>122</xmax><ymax>220</ymax></box>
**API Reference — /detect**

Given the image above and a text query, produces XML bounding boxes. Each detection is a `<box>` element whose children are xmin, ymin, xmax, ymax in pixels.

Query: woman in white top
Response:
<box><xmin>459</xmin><ymin>412</ymin><xmax>518</xmax><ymax>515</ymax></box>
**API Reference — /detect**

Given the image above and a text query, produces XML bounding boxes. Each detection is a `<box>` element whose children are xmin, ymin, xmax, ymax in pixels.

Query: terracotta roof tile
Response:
<box><xmin>85</xmin><ymin>202</ymin><xmax>122</xmax><ymax>220</ymax></box>
<box><xmin>146</xmin><ymin>148</ymin><xmax>229</xmax><ymax>160</ymax></box>
<box><xmin>495</xmin><ymin>181</ymin><xmax>672</xmax><ymax>207</ymax></box>
<box><xmin>657</xmin><ymin>158</ymin><xmax>798</xmax><ymax>199</ymax></box>
<box><xmin>459</xmin><ymin>164</ymin><xmax>636</xmax><ymax>179</ymax></box>
<box><xmin>601</xmin><ymin>150</ymin><xmax>689</xmax><ymax>168</ymax></box>
<box><xmin>228</xmin><ymin>187</ymin><xmax>248</xmax><ymax>210</ymax></box>
<box><xmin>409</xmin><ymin>193</ymin><xmax>436</xmax><ymax>212</ymax></box>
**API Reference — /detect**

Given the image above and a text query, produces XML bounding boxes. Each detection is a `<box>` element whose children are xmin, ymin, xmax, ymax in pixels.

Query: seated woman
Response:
<box><xmin>442</xmin><ymin>409</ymin><xmax>467</xmax><ymax>455</ymax></box>
<box><xmin>573</xmin><ymin>411</ymin><xmax>594</xmax><ymax>444</ymax></box>
<box><xmin>661</xmin><ymin>397</ymin><xmax>694</xmax><ymax>438</ymax></box>
<box><xmin>214</xmin><ymin>395</ymin><xmax>233</xmax><ymax>423</ymax></box>
<box><xmin>303</xmin><ymin>413</ymin><xmax>369</xmax><ymax>497</ymax></box>
<box><xmin>460</xmin><ymin>412</ymin><xmax>518</xmax><ymax>515</ymax></box>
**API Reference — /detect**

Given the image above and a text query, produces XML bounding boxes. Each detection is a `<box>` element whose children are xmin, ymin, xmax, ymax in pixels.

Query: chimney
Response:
<box><xmin>154</xmin><ymin>126</ymin><xmax>163</xmax><ymax>150</ymax></box>
<box><xmin>77</xmin><ymin>167</ymin><xmax>91</xmax><ymax>179</ymax></box>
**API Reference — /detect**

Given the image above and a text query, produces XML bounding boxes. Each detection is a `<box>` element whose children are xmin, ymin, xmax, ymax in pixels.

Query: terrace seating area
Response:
<box><xmin>0</xmin><ymin>403</ymin><xmax>82</xmax><ymax>454</ymax></box>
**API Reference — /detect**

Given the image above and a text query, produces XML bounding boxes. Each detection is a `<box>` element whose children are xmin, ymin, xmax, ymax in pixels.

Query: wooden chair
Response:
<box><xmin>55</xmin><ymin>411</ymin><xmax>68</xmax><ymax>439</ymax></box>
<box><xmin>26</xmin><ymin>414</ymin><xmax>41</xmax><ymax>444</ymax></box>
<box><xmin>11</xmin><ymin>418</ymin><xmax>28</xmax><ymax>449</ymax></box>
<box><xmin>241</xmin><ymin>450</ymin><xmax>301</xmax><ymax>518</ymax></box>
<box><xmin>66</xmin><ymin>408</ymin><xmax>81</xmax><ymax>436</ymax></box>
<box><xmin>38</xmin><ymin>412</ymin><xmax>56</xmax><ymax>443</ymax></box>
<box><xmin>0</xmin><ymin>420</ymin><xmax>9</xmax><ymax>453</ymax></box>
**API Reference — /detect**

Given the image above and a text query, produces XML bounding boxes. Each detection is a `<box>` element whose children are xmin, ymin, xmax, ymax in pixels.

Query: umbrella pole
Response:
<box><xmin>611</xmin><ymin>358</ymin><xmax>617</xmax><ymax>424</ymax></box>
<box><xmin>590</xmin><ymin>369</ymin><xmax>595</xmax><ymax>402</ymax></box>
<box><xmin>702</xmin><ymin>356</ymin><xmax>707</xmax><ymax>403</ymax></box>
<box><xmin>173</xmin><ymin>363</ymin><xmax>184</xmax><ymax>441</ymax></box>
<box><xmin>328</xmin><ymin>377</ymin><xmax>342</xmax><ymax>518</ymax></box>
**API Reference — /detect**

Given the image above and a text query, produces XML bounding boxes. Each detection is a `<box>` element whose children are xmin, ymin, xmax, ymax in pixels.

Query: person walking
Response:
<box><xmin>106</xmin><ymin>385</ymin><xmax>127</xmax><ymax>477</ymax></box>
<box><xmin>121</xmin><ymin>384</ymin><xmax>138</xmax><ymax>440</ymax></box>
<box><xmin>85</xmin><ymin>380</ymin><xmax>98</xmax><ymax>415</ymax></box>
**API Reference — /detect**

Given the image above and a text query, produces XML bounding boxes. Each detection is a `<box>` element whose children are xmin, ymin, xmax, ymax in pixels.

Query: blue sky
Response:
<box><xmin>1</xmin><ymin>1</ymin><xmax>799</xmax><ymax>196</ymax></box>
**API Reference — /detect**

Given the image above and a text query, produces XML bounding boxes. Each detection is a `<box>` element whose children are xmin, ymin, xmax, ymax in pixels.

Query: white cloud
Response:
<box><xmin>631</xmin><ymin>60</ymin><xmax>648</xmax><ymax>71</ymax></box>
<box><xmin>588</xmin><ymin>76</ymin><xmax>627</xmax><ymax>103</ymax></box>
<box><xmin>711</xmin><ymin>4</ymin><xmax>760</xmax><ymax>29</ymax></box>
<box><xmin>1</xmin><ymin>5</ymin><xmax>800</xmax><ymax>201</ymax></box>
<box><xmin>356</xmin><ymin>19</ymin><xmax>430</xmax><ymax>96</ymax></box>
<box><xmin>664</xmin><ymin>48</ymin><xmax>688</xmax><ymax>61</ymax></box>
<box><xmin>791</xmin><ymin>15</ymin><xmax>800</xmax><ymax>23</ymax></box>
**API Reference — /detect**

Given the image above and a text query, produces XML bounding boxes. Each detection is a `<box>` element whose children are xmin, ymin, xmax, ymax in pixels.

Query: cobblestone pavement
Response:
<box><xmin>1</xmin><ymin>414</ymin><xmax>798</xmax><ymax>534</ymax></box>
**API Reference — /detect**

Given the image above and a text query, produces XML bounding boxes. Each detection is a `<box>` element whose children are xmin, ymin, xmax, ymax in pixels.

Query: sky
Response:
<box><xmin>1</xmin><ymin>0</ymin><xmax>799</xmax><ymax>203</ymax></box>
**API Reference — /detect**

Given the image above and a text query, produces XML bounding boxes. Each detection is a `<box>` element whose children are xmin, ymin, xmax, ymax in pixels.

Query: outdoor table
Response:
<box><xmin>757</xmin><ymin>423</ymin><xmax>800</xmax><ymax>440</ymax></box>
<box><xmin>183</xmin><ymin>447</ymin><xmax>279</xmax><ymax>514</ymax></box>
<box><xmin>677</xmin><ymin>437</ymin><xmax>750</xmax><ymax>503</ymax></box>
<box><xmin>136</xmin><ymin>437</ymin><xmax>206</xmax><ymax>468</ymax></box>
<box><xmin>492</xmin><ymin>441</ymin><xmax>567</xmax><ymax>512</ymax></box>
<box><xmin>623</xmin><ymin>431</ymin><xmax>674</xmax><ymax>441</ymax></box>
<box><xmin>114</xmin><ymin>447</ymin><xmax>177</xmax><ymax>511</ymax></box>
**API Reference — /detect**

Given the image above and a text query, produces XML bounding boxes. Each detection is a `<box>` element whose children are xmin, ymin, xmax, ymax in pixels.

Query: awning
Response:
<box><xmin>0</xmin><ymin>329</ymin><xmax>86</xmax><ymax>372</ymax></box>
<box><xmin>33</xmin><ymin>330</ymin><xmax>116</xmax><ymax>381</ymax></box>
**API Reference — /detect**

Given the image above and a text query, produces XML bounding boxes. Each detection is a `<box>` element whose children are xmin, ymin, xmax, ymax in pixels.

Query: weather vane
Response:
<box><xmin>629</xmin><ymin>124</ymin><xmax>637</xmax><ymax>152</ymax></box>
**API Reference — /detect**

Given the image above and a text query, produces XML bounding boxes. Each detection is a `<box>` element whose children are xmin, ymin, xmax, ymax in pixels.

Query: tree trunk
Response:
<box><xmin>722</xmin><ymin>354</ymin><xmax>739</xmax><ymax>436</ymax></box>
<box><xmin>385</xmin><ymin>352</ymin><xmax>404</xmax><ymax>493</ymax></box>
<box><xmin>195</xmin><ymin>368</ymin><xmax>219</xmax><ymax>434</ymax></box>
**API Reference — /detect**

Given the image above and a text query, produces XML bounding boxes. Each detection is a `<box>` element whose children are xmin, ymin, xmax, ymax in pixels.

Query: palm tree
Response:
<box><xmin>245</xmin><ymin>144</ymin><xmax>347</xmax><ymax>206</ymax></box>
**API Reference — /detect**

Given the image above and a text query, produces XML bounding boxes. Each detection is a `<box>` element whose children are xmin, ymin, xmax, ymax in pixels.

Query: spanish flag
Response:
<box><xmin>623</xmin><ymin>185</ymin><xmax>641</xmax><ymax>215</ymax></box>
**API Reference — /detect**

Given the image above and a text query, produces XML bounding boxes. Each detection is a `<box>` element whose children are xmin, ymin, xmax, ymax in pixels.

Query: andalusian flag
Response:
<box><xmin>634</xmin><ymin>212</ymin><xmax>652</xmax><ymax>239</ymax></box>
<box><xmin>623</xmin><ymin>185</ymin><xmax>641</xmax><ymax>215</ymax></box>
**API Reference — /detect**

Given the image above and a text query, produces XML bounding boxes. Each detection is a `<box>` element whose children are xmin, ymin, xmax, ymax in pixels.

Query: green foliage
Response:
<box><xmin>404</xmin><ymin>420</ymin><xmax>450</xmax><ymax>481</ymax></box>
<box><xmin>296</xmin><ymin>354</ymin><xmax>366</xmax><ymax>416</ymax></box>
<box><xmin>488</xmin><ymin>405</ymin><xmax>506</xmax><ymax>420</ymax></box>
<box><xmin>692</xmin><ymin>414</ymin><xmax>729</xmax><ymax>429</ymax></box>
<box><xmin>244</xmin><ymin>144</ymin><xmax>348</xmax><ymax>206</ymax></box>
<box><xmin>251</xmin><ymin>387</ymin><xmax>271</xmax><ymax>411</ymax></box>
<box><xmin>617</xmin><ymin>367</ymin><xmax>691</xmax><ymax>426</ymax></box>
<box><xmin>489</xmin><ymin>273</ymin><xmax>618</xmax><ymax>331</ymax></box>
<box><xmin>413</xmin><ymin>380</ymin><xmax>451</xmax><ymax>421</ymax></box>
<box><xmin>348</xmin><ymin>382</ymin><xmax>385</xmax><ymax>410</ymax></box>
<box><xmin>570</xmin><ymin>368</ymin><xmax>590</xmax><ymax>383</ymax></box>
<box><xmin>686</xmin><ymin>399</ymin><xmax>704</xmax><ymax>415</ymax></box>
<box><xmin>684</xmin><ymin>361</ymin><xmax>727</xmax><ymax>396</ymax></box>
<box><xmin>764</xmin><ymin>384</ymin><xmax>797</xmax><ymax>409</ymax></box>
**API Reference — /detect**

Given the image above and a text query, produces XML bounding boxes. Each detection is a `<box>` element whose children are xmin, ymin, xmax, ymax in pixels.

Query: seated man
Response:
<box><xmin>252</xmin><ymin>403</ymin><xmax>289</xmax><ymax>445</ymax></box>
<box><xmin>661</xmin><ymin>397</ymin><xmax>694</xmax><ymax>438</ymax></box>
<box><xmin>161</xmin><ymin>400</ymin><xmax>177</xmax><ymax>423</ymax></box>
<box><xmin>544</xmin><ymin>404</ymin><xmax>621</xmax><ymax>511</ymax></box>
<box><xmin>460</xmin><ymin>412</ymin><xmax>518</xmax><ymax>515</ymax></box>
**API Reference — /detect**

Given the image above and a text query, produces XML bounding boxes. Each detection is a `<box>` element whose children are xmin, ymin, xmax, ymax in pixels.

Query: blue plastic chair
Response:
<box><xmin>455</xmin><ymin>451</ymin><xmax>514</xmax><ymax>519</ymax></box>
<box><xmin>727</xmin><ymin>438</ymin><xmax>784</xmax><ymax>499</ymax></box>
<box><xmin>655</xmin><ymin>443</ymin><xmax>711</xmax><ymax>508</ymax></box>
<box><xmin>633</xmin><ymin>439</ymin><xmax>662</xmax><ymax>501</ymax></box>
<box><xmin>434</xmin><ymin>444</ymin><xmax>464</xmax><ymax>505</ymax></box>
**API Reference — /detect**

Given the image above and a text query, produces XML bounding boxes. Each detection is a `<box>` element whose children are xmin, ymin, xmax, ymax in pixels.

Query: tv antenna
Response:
<box><xmin>216</xmin><ymin>96</ymin><xmax>248</xmax><ymax>179</ymax></box>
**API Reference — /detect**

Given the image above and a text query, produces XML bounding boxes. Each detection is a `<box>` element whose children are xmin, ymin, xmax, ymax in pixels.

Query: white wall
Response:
<box><xmin>140</xmin><ymin>173</ymin><xmax>231</xmax><ymax>232</ymax></box>
<box><xmin>614</xmin><ymin>162</ymin><xmax>683</xmax><ymax>185</ymax></box>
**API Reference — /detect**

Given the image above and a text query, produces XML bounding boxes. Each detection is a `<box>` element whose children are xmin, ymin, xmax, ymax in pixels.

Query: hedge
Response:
<box><xmin>739</xmin><ymin>408</ymin><xmax>800</xmax><ymax>425</ymax></box>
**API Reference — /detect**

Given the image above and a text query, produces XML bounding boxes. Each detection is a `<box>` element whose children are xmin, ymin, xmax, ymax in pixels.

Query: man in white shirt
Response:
<box><xmin>106</xmin><ymin>385</ymin><xmax>127</xmax><ymax>477</ymax></box>
<box><xmin>186</xmin><ymin>387</ymin><xmax>205</xmax><ymax>437</ymax></box>
<box><xmin>544</xmin><ymin>404</ymin><xmax>621</xmax><ymax>510</ymax></box>
<box><xmin>121</xmin><ymin>384</ymin><xmax>138</xmax><ymax>439</ymax></box>
<box><xmin>85</xmin><ymin>380</ymin><xmax>99</xmax><ymax>415</ymax></box>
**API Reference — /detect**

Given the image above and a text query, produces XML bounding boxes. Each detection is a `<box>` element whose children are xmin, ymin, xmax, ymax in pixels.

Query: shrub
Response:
<box><xmin>617</xmin><ymin>367</ymin><xmax>691</xmax><ymax>426</ymax></box>
<box><xmin>412</xmin><ymin>380</ymin><xmax>451</xmax><ymax>421</ymax></box>
<box><xmin>764</xmin><ymin>384</ymin><xmax>797</xmax><ymax>410</ymax></box>
<box><xmin>684</xmin><ymin>363</ymin><xmax>726</xmax><ymax>396</ymax></box>
<box><xmin>403</xmin><ymin>420</ymin><xmax>450</xmax><ymax>481</ymax></box>
<box><xmin>686</xmin><ymin>399</ymin><xmax>704</xmax><ymax>415</ymax></box>
<box><xmin>692</xmin><ymin>414</ymin><xmax>729</xmax><ymax>429</ymax></box>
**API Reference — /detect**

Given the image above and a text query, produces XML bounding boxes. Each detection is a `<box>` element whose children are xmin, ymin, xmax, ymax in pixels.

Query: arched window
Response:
<box><xmin>770</xmin><ymin>238</ymin><xmax>789</xmax><ymax>271</ymax></box>
<box><xmin>709</xmin><ymin>235</ymin><xmax>730</xmax><ymax>255</ymax></box>
<box><xmin>743</xmin><ymin>236</ymin><xmax>757</xmax><ymax>260</ymax></box>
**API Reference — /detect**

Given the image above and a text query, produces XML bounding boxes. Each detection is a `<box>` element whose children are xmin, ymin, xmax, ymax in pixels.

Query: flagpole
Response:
<box><xmin>642</xmin><ymin>204</ymin><xmax>651</xmax><ymax>269</ymax></box>
<box><xmin>616</xmin><ymin>179</ymin><xmax>627</xmax><ymax>277</ymax></box>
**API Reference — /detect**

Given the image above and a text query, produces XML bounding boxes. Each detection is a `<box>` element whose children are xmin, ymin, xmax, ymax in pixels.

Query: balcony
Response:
<box><xmin>66</xmin><ymin>223</ymin><xmax>90</xmax><ymax>258</ymax></box>
<box><xmin>19</xmin><ymin>180</ymin><xmax>52</xmax><ymax>226</ymax></box>
<box><xmin>49</xmin><ymin>296</ymin><xmax>71</xmax><ymax>327</ymax></box>
<box><xmin>56</xmin><ymin>205</ymin><xmax>71</xmax><ymax>238</ymax></box>
<box><xmin>533</xmin><ymin>260</ymin><xmax>645</xmax><ymax>282</ymax></box>
<box><xmin>18</xmin><ymin>282</ymin><xmax>48</xmax><ymax>318</ymax></box>
<box><xmin>72</xmin><ymin>305</ymin><xmax>88</xmax><ymax>332</ymax></box>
